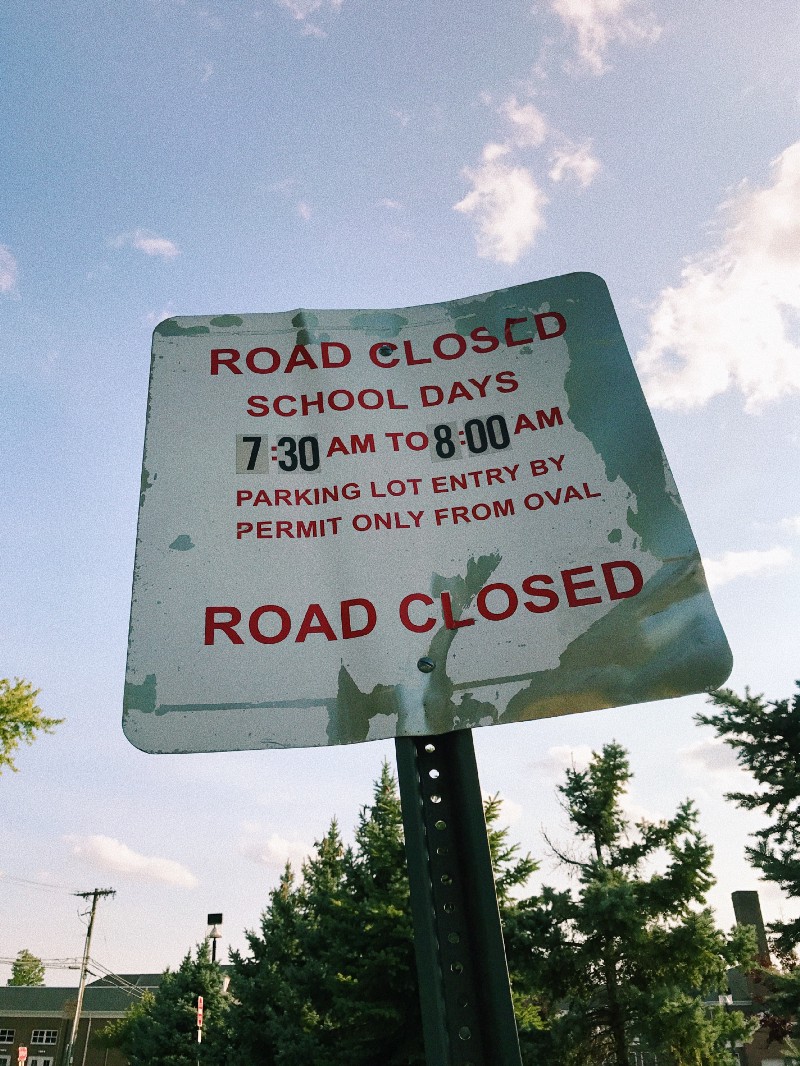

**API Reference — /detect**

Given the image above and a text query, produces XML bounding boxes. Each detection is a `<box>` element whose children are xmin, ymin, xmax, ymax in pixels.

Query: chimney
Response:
<box><xmin>732</xmin><ymin>890</ymin><xmax>770</xmax><ymax>966</ymax></box>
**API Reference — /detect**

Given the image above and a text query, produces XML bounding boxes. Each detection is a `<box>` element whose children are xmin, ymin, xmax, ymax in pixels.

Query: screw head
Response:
<box><xmin>417</xmin><ymin>656</ymin><xmax>436</xmax><ymax>673</ymax></box>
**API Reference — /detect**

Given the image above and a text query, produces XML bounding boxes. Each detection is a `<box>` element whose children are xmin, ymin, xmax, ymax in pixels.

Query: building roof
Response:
<box><xmin>87</xmin><ymin>974</ymin><xmax>163</xmax><ymax>989</ymax></box>
<box><xmin>0</xmin><ymin>979</ymin><xmax>157</xmax><ymax>1018</ymax></box>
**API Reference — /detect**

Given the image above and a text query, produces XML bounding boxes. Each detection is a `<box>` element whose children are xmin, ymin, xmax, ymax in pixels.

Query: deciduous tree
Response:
<box><xmin>7</xmin><ymin>949</ymin><xmax>45</xmax><ymax>986</ymax></box>
<box><xmin>0</xmin><ymin>677</ymin><xmax>62</xmax><ymax>773</ymax></box>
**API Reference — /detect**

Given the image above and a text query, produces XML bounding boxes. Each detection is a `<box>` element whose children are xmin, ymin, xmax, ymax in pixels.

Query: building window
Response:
<box><xmin>0</xmin><ymin>1055</ymin><xmax>11</xmax><ymax>1066</ymax></box>
<box><xmin>29</xmin><ymin>1059</ymin><xmax>54</xmax><ymax>1066</ymax></box>
<box><xmin>0</xmin><ymin>1030</ymin><xmax>13</xmax><ymax>1043</ymax></box>
<box><xmin>30</xmin><ymin>1030</ymin><xmax>58</xmax><ymax>1045</ymax></box>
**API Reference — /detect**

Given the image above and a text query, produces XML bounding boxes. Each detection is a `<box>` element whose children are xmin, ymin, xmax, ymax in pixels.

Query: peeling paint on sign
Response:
<box><xmin>123</xmin><ymin>274</ymin><xmax>731</xmax><ymax>753</ymax></box>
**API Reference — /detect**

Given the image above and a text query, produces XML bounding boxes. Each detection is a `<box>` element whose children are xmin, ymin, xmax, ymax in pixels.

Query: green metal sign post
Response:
<box><xmin>395</xmin><ymin>729</ymin><xmax>522</xmax><ymax>1066</ymax></box>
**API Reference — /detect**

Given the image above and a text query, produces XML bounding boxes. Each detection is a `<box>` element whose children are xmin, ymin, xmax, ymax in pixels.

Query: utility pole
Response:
<box><xmin>63</xmin><ymin>888</ymin><xmax>116</xmax><ymax>1066</ymax></box>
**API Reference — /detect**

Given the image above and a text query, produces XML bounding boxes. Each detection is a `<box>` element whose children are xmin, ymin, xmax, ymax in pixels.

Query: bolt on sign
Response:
<box><xmin>123</xmin><ymin>273</ymin><xmax>732</xmax><ymax>753</ymax></box>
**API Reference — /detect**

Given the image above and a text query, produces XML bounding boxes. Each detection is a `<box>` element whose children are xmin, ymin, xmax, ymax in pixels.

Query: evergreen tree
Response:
<box><xmin>228</xmin><ymin>765</ymin><xmax>422</xmax><ymax>1066</ymax></box>
<box><xmin>697</xmin><ymin>682</ymin><xmax>800</xmax><ymax>952</ymax></box>
<box><xmin>506</xmin><ymin>743</ymin><xmax>756</xmax><ymax>1065</ymax></box>
<box><xmin>99</xmin><ymin>940</ymin><xmax>230</xmax><ymax>1066</ymax></box>
<box><xmin>227</xmin><ymin>763</ymin><xmax>538</xmax><ymax>1065</ymax></box>
<box><xmin>7</xmin><ymin>949</ymin><xmax>45</xmax><ymax>986</ymax></box>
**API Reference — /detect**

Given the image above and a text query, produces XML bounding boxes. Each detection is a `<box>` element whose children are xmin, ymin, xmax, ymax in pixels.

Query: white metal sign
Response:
<box><xmin>124</xmin><ymin>274</ymin><xmax>731</xmax><ymax>752</ymax></box>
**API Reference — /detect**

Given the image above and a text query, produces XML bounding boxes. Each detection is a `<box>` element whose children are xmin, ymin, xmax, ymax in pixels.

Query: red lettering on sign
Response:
<box><xmin>399</xmin><ymin>593</ymin><xmax>436</xmax><ymax>633</ymax></box>
<box><xmin>522</xmin><ymin>575</ymin><xmax>559</xmax><ymax>614</ymax></box>
<box><xmin>561</xmin><ymin>566</ymin><xmax>603</xmax><ymax>608</ymax></box>
<box><xmin>341</xmin><ymin>598</ymin><xmax>377</xmax><ymax>639</ymax></box>
<box><xmin>504</xmin><ymin>317</ymin><xmax>533</xmax><ymax>347</ymax></box>
<box><xmin>205</xmin><ymin>607</ymin><xmax>244</xmax><ymax>644</ymax></box>
<box><xmin>249</xmin><ymin>605</ymin><xmax>292</xmax><ymax>644</ymax></box>
<box><xmin>602</xmin><ymin>560</ymin><xmax>644</xmax><ymax>600</ymax></box>
<box><xmin>246</xmin><ymin>347</ymin><xmax>281</xmax><ymax>374</ymax></box>
<box><xmin>211</xmin><ymin>349</ymin><xmax>241</xmax><ymax>374</ymax></box>
<box><xmin>534</xmin><ymin>312</ymin><xmax>567</xmax><ymax>339</ymax></box>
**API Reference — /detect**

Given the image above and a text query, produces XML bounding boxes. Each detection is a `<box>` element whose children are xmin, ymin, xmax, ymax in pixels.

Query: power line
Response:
<box><xmin>0</xmin><ymin>957</ymin><xmax>81</xmax><ymax>968</ymax></box>
<box><xmin>86</xmin><ymin>957</ymin><xmax>149</xmax><ymax>999</ymax></box>
<box><xmin>0</xmin><ymin>872</ymin><xmax>80</xmax><ymax>895</ymax></box>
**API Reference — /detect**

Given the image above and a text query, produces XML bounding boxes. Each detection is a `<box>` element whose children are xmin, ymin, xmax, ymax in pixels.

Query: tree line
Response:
<box><xmin>94</xmin><ymin>682</ymin><xmax>800</xmax><ymax>1066</ymax></box>
<box><xmin>6</xmin><ymin>677</ymin><xmax>800</xmax><ymax>1063</ymax></box>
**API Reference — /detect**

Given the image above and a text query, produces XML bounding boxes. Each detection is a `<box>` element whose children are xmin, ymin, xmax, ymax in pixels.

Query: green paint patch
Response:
<box><xmin>169</xmin><ymin>534</ymin><xmax>195</xmax><ymax>551</ymax></box>
<box><xmin>349</xmin><ymin>311</ymin><xmax>409</xmax><ymax>337</ymax></box>
<box><xmin>291</xmin><ymin>310</ymin><xmax>330</xmax><ymax>346</ymax></box>
<box><xmin>209</xmin><ymin>315</ymin><xmax>243</xmax><ymax>327</ymax></box>
<box><xmin>155</xmin><ymin>319</ymin><xmax>210</xmax><ymax>336</ymax></box>
<box><xmin>499</xmin><ymin>561</ymin><xmax>732</xmax><ymax>725</ymax></box>
<box><xmin>124</xmin><ymin>673</ymin><xmax>157</xmax><ymax>715</ymax></box>
<box><xmin>140</xmin><ymin>466</ymin><xmax>155</xmax><ymax>507</ymax></box>
<box><xmin>608</xmin><ymin>528</ymin><xmax>622</xmax><ymax>543</ymax></box>
<box><xmin>559</xmin><ymin>272</ymin><xmax>690</xmax><ymax>558</ymax></box>
<box><xmin>327</xmin><ymin>553</ymin><xmax>503</xmax><ymax>743</ymax></box>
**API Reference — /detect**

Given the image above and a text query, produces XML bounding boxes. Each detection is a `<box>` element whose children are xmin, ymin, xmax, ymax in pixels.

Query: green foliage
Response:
<box><xmin>99</xmin><ymin>755</ymin><xmax>751</xmax><ymax>1065</ymax></box>
<box><xmin>228</xmin><ymin>763</ymin><xmax>422</xmax><ymax>1066</ymax></box>
<box><xmin>0</xmin><ymin>677</ymin><xmax>63</xmax><ymax>773</ymax></box>
<box><xmin>697</xmin><ymin>682</ymin><xmax>800</xmax><ymax>952</ymax></box>
<box><xmin>484</xmin><ymin>792</ymin><xmax>538</xmax><ymax>908</ymax></box>
<box><xmin>98</xmin><ymin>940</ymin><xmax>230</xmax><ymax>1066</ymax></box>
<box><xmin>7</xmin><ymin>948</ymin><xmax>45</xmax><ymax>986</ymax></box>
<box><xmin>506</xmin><ymin>743</ymin><xmax>757</xmax><ymax>1066</ymax></box>
<box><xmin>227</xmin><ymin>763</ymin><xmax>538</xmax><ymax>1065</ymax></box>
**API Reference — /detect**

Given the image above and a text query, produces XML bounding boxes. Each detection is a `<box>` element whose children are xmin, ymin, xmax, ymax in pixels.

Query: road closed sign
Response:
<box><xmin>123</xmin><ymin>273</ymin><xmax>732</xmax><ymax>753</ymax></box>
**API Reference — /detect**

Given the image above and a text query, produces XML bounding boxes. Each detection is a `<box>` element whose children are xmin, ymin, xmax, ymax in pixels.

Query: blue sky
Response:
<box><xmin>2</xmin><ymin>0</ymin><xmax>800</xmax><ymax>980</ymax></box>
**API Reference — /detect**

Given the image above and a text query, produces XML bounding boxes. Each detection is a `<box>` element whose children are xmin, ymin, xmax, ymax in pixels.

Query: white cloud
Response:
<box><xmin>113</xmin><ymin>229</ymin><xmax>181</xmax><ymax>260</ymax></box>
<box><xmin>637</xmin><ymin>141</ymin><xmax>800</xmax><ymax>412</ymax></box>
<box><xmin>499</xmin><ymin>96</ymin><xmax>548</xmax><ymax>148</ymax></box>
<box><xmin>297</xmin><ymin>201</ymin><xmax>312</xmax><ymax>220</ymax></box>
<box><xmin>379</xmin><ymin>198</ymin><xmax>404</xmax><ymax>211</ymax></box>
<box><xmin>679</xmin><ymin>736</ymin><xmax>741</xmax><ymax>776</ymax></box>
<box><xmin>270</xmin><ymin>177</ymin><xmax>296</xmax><ymax>193</ymax></box>
<box><xmin>454</xmin><ymin>94</ymin><xmax>602</xmax><ymax>261</ymax></box>
<box><xmin>0</xmin><ymin>245</ymin><xmax>19</xmax><ymax>295</ymax></box>
<box><xmin>144</xmin><ymin>306</ymin><xmax>177</xmax><ymax>327</ymax></box>
<box><xmin>679</xmin><ymin>736</ymin><xmax>758</xmax><ymax>804</ymax></box>
<box><xmin>454</xmin><ymin>145</ymin><xmax>548</xmax><ymax>264</ymax></box>
<box><xmin>484</xmin><ymin>794</ymin><xmax>524</xmax><ymax>825</ymax></box>
<box><xmin>550</xmin><ymin>0</ymin><xmax>662</xmax><ymax>74</ymax></box>
<box><xmin>703</xmin><ymin>546</ymin><xmax>793</xmax><ymax>589</ymax></box>
<box><xmin>549</xmin><ymin>141</ymin><xmax>601</xmax><ymax>186</ymax></box>
<box><xmin>275</xmin><ymin>0</ymin><xmax>342</xmax><ymax>34</ymax></box>
<box><xmin>66</xmin><ymin>835</ymin><xmax>197</xmax><ymax>888</ymax></box>
<box><xmin>532</xmin><ymin>744</ymin><xmax>594</xmax><ymax>778</ymax></box>
<box><xmin>780</xmin><ymin>515</ymin><xmax>800</xmax><ymax>535</ymax></box>
<box><xmin>619</xmin><ymin>791</ymin><xmax>660</xmax><ymax>827</ymax></box>
<box><xmin>238</xmin><ymin>827</ymin><xmax>310</xmax><ymax>870</ymax></box>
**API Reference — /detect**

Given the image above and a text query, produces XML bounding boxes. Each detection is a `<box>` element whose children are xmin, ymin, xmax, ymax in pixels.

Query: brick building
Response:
<box><xmin>0</xmin><ymin>974</ymin><xmax>160</xmax><ymax>1066</ymax></box>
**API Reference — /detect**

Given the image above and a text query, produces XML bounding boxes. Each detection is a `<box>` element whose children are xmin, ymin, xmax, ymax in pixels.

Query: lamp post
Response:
<box><xmin>206</xmin><ymin>913</ymin><xmax>222</xmax><ymax>963</ymax></box>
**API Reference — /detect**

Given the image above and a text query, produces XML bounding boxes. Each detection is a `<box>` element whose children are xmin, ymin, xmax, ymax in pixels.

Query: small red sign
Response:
<box><xmin>197</xmin><ymin>995</ymin><xmax>204</xmax><ymax>1028</ymax></box>
<box><xmin>18</xmin><ymin>1048</ymin><xmax>27</xmax><ymax>1063</ymax></box>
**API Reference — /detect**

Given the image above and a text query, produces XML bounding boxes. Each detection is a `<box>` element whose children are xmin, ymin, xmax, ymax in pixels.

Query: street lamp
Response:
<box><xmin>207</xmin><ymin>913</ymin><xmax>222</xmax><ymax>963</ymax></box>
